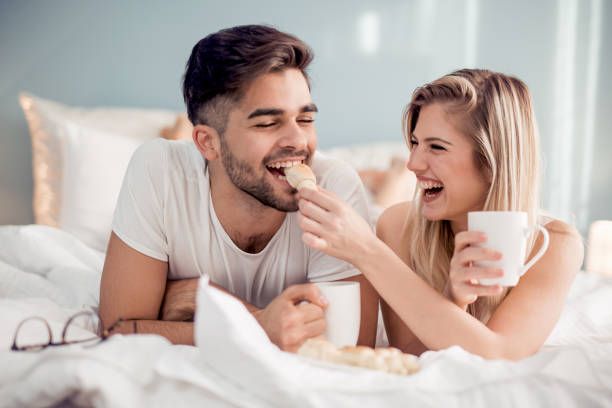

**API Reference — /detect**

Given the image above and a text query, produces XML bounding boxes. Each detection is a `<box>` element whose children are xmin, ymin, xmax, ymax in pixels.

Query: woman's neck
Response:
<box><xmin>449</xmin><ymin>215</ymin><xmax>468</xmax><ymax>235</ymax></box>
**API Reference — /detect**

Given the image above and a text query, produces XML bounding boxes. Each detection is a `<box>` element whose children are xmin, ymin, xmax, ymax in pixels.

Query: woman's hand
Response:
<box><xmin>296</xmin><ymin>187</ymin><xmax>377</xmax><ymax>266</ymax></box>
<box><xmin>447</xmin><ymin>231</ymin><xmax>504</xmax><ymax>310</ymax></box>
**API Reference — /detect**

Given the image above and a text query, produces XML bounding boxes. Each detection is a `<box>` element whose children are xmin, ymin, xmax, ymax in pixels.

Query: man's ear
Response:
<box><xmin>192</xmin><ymin>124</ymin><xmax>221</xmax><ymax>161</ymax></box>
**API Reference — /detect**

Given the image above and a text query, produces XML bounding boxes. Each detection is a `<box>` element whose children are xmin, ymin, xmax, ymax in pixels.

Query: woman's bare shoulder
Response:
<box><xmin>544</xmin><ymin>219</ymin><xmax>584</xmax><ymax>266</ymax></box>
<box><xmin>376</xmin><ymin>201</ymin><xmax>412</xmax><ymax>243</ymax></box>
<box><xmin>544</xmin><ymin>218</ymin><xmax>581</xmax><ymax>238</ymax></box>
<box><xmin>528</xmin><ymin>219</ymin><xmax>584</xmax><ymax>282</ymax></box>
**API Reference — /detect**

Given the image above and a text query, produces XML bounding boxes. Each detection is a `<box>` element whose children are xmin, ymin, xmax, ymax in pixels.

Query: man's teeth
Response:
<box><xmin>419</xmin><ymin>180</ymin><xmax>444</xmax><ymax>189</ymax></box>
<box><xmin>268</xmin><ymin>160</ymin><xmax>302</xmax><ymax>169</ymax></box>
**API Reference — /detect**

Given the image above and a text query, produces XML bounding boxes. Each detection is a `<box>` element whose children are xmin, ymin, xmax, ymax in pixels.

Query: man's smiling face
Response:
<box><xmin>219</xmin><ymin>68</ymin><xmax>318</xmax><ymax>212</ymax></box>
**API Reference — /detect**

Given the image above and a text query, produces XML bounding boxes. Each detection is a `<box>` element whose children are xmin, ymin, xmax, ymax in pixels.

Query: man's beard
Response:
<box><xmin>220</xmin><ymin>138</ymin><xmax>301</xmax><ymax>212</ymax></box>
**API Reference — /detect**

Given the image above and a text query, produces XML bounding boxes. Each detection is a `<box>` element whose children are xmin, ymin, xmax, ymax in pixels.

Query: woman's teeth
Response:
<box><xmin>419</xmin><ymin>180</ymin><xmax>444</xmax><ymax>189</ymax></box>
<box><xmin>420</xmin><ymin>180</ymin><xmax>444</xmax><ymax>201</ymax></box>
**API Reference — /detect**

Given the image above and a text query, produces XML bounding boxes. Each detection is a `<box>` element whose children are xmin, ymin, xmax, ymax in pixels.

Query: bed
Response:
<box><xmin>1</xmin><ymin>94</ymin><xmax>611</xmax><ymax>407</ymax></box>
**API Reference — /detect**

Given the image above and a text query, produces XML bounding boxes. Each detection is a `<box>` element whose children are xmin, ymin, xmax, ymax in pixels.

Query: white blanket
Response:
<box><xmin>0</xmin><ymin>225</ymin><xmax>611</xmax><ymax>407</ymax></box>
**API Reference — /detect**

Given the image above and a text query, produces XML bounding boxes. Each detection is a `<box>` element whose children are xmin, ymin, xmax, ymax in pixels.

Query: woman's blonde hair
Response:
<box><xmin>402</xmin><ymin>69</ymin><xmax>542</xmax><ymax>322</ymax></box>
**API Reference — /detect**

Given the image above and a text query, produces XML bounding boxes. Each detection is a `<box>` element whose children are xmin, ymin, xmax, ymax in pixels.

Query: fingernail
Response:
<box><xmin>319</xmin><ymin>296</ymin><xmax>329</xmax><ymax>306</ymax></box>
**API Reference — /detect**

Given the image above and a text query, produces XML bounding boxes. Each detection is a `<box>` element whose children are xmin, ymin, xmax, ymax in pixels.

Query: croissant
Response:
<box><xmin>298</xmin><ymin>338</ymin><xmax>420</xmax><ymax>376</ymax></box>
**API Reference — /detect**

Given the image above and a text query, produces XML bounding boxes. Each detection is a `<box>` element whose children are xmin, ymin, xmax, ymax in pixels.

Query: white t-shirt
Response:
<box><xmin>112</xmin><ymin>139</ymin><xmax>371</xmax><ymax>308</ymax></box>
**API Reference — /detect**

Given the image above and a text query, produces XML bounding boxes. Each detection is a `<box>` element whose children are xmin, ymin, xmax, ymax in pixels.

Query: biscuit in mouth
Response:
<box><xmin>265</xmin><ymin>160</ymin><xmax>304</xmax><ymax>181</ymax></box>
<box><xmin>284</xmin><ymin>164</ymin><xmax>316</xmax><ymax>190</ymax></box>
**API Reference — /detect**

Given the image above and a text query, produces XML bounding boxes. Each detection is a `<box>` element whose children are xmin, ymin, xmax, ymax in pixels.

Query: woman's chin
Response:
<box><xmin>421</xmin><ymin>207</ymin><xmax>444</xmax><ymax>222</ymax></box>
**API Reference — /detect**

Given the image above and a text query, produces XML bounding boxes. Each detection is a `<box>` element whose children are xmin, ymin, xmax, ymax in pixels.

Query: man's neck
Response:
<box><xmin>209</xmin><ymin>167</ymin><xmax>286</xmax><ymax>254</ymax></box>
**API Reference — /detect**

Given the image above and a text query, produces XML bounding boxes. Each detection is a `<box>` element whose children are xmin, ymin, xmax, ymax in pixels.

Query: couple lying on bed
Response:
<box><xmin>99</xmin><ymin>25</ymin><xmax>583</xmax><ymax>360</ymax></box>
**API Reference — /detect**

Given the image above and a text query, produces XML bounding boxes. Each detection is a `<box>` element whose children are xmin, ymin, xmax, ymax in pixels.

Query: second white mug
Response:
<box><xmin>468</xmin><ymin>211</ymin><xmax>549</xmax><ymax>287</ymax></box>
<box><xmin>315</xmin><ymin>281</ymin><xmax>361</xmax><ymax>348</ymax></box>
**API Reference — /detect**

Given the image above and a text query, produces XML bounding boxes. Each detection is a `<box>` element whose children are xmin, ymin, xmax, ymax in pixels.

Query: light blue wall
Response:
<box><xmin>1</xmin><ymin>0</ymin><xmax>610</xmax><ymax>236</ymax></box>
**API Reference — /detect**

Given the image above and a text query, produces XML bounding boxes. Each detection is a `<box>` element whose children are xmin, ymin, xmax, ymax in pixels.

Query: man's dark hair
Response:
<box><xmin>182</xmin><ymin>25</ymin><xmax>313</xmax><ymax>135</ymax></box>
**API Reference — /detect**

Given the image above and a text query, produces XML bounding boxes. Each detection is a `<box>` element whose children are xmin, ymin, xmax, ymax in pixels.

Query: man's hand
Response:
<box><xmin>253</xmin><ymin>284</ymin><xmax>329</xmax><ymax>353</ymax></box>
<box><xmin>161</xmin><ymin>279</ymin><xmax>330</xmax><ymax>352</ymax></box>
<box><xmin>161</xmin><ymin>278</ymin><xmax>199</xmax><ymax>321</ymax></box>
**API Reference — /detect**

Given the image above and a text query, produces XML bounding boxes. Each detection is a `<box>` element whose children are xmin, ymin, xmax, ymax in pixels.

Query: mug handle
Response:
<box><xmin>519</xmin><ymin>225</ymin><xmax>550</xmax><ymax>276</ymax></box>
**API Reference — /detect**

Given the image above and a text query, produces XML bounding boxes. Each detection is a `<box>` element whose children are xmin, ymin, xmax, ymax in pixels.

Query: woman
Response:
<box><xmin>297</xmin><ymin>69</ymin><xmax>583</xmax><ymax>360</ymax></box>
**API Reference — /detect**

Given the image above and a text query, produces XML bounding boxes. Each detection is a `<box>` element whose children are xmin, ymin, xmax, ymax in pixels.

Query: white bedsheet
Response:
<box><xmin>0</xmin><ymin>225</ymin><xmax>611</xmax><ymax>407</ymax></box>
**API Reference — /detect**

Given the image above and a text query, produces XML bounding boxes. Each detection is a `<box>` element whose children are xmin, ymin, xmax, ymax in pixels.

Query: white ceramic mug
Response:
<box><xmin>315</xmin><ymin>281</ymin><xmax>361</xmax><ymax>348</ymax></box>
<box><xmin>468</xmin><ymin>211</ymin><xmax>550</xmax><ymax>287</ymax></box>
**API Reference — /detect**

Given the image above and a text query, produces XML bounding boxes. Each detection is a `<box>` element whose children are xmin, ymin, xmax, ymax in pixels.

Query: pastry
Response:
<box><xmin>297</xmin><ymin>338</ymin><xmax>341</xmax><ymax>363</ymax></box>
<box><xmin>284</xmin><ymin>164</ymin><xmax>317</xmax><ymax>190</ymax></box>
<box><xmin>297</xmin><ymin>339</ymin><xmax>420</xmax><ymax>376</ymax></box>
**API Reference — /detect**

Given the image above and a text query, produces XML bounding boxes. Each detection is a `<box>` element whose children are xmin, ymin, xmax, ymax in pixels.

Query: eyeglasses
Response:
<box><xmin>11</xmin><ymin>311</ymin><xmax>125</xmax><ymax>352</ymax></box>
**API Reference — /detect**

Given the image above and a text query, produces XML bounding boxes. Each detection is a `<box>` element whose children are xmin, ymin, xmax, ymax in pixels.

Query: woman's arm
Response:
<box><xmin>297</xmin><ymin>188</ymin><xmax>583</xmax><ymax>359</ymax></box>
<box><xmin>376</xmin><ymin>203</ymin><xmax>427</xmax><ymax>354</ymax></box>
<box><xmin>366</xmin><ymin>220</ymin><xmax>581</xmax><ymax>359</ymax></box>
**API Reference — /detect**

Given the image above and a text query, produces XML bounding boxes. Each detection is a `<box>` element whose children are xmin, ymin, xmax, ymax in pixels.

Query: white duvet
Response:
<box><xmin>0</xmin><ymin>225</ymin><xmax>611</xmax><ymax>407</ymax></box>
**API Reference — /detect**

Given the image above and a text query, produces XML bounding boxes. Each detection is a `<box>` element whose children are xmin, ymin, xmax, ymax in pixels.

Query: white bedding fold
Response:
<box><xmin>0</xmin><ymin>225</ymin><xmax>103</xmax><ymax>309</ymax></box>
<box><xmin>193</xmin><ymin>277</ymin><xmax>612</xmax><ymax>407</ymax></box>
<box><xmin>0</xmin><ymin>225</ymin><xmax>611</xmax><ymax>407</ymax></box>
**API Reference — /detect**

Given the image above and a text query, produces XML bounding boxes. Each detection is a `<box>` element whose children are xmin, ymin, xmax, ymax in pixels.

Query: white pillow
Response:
<box><xmin>19</xmin><ymin>93</ymin><xmax>178</xmax><ymax>252</ymax></box>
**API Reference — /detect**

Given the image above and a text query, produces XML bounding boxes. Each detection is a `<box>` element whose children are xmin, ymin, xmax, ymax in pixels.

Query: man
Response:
<box><xmin>99</xmin><ymin>25</ymin><xmax>378</xmax><ymax>351</ymax></box>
